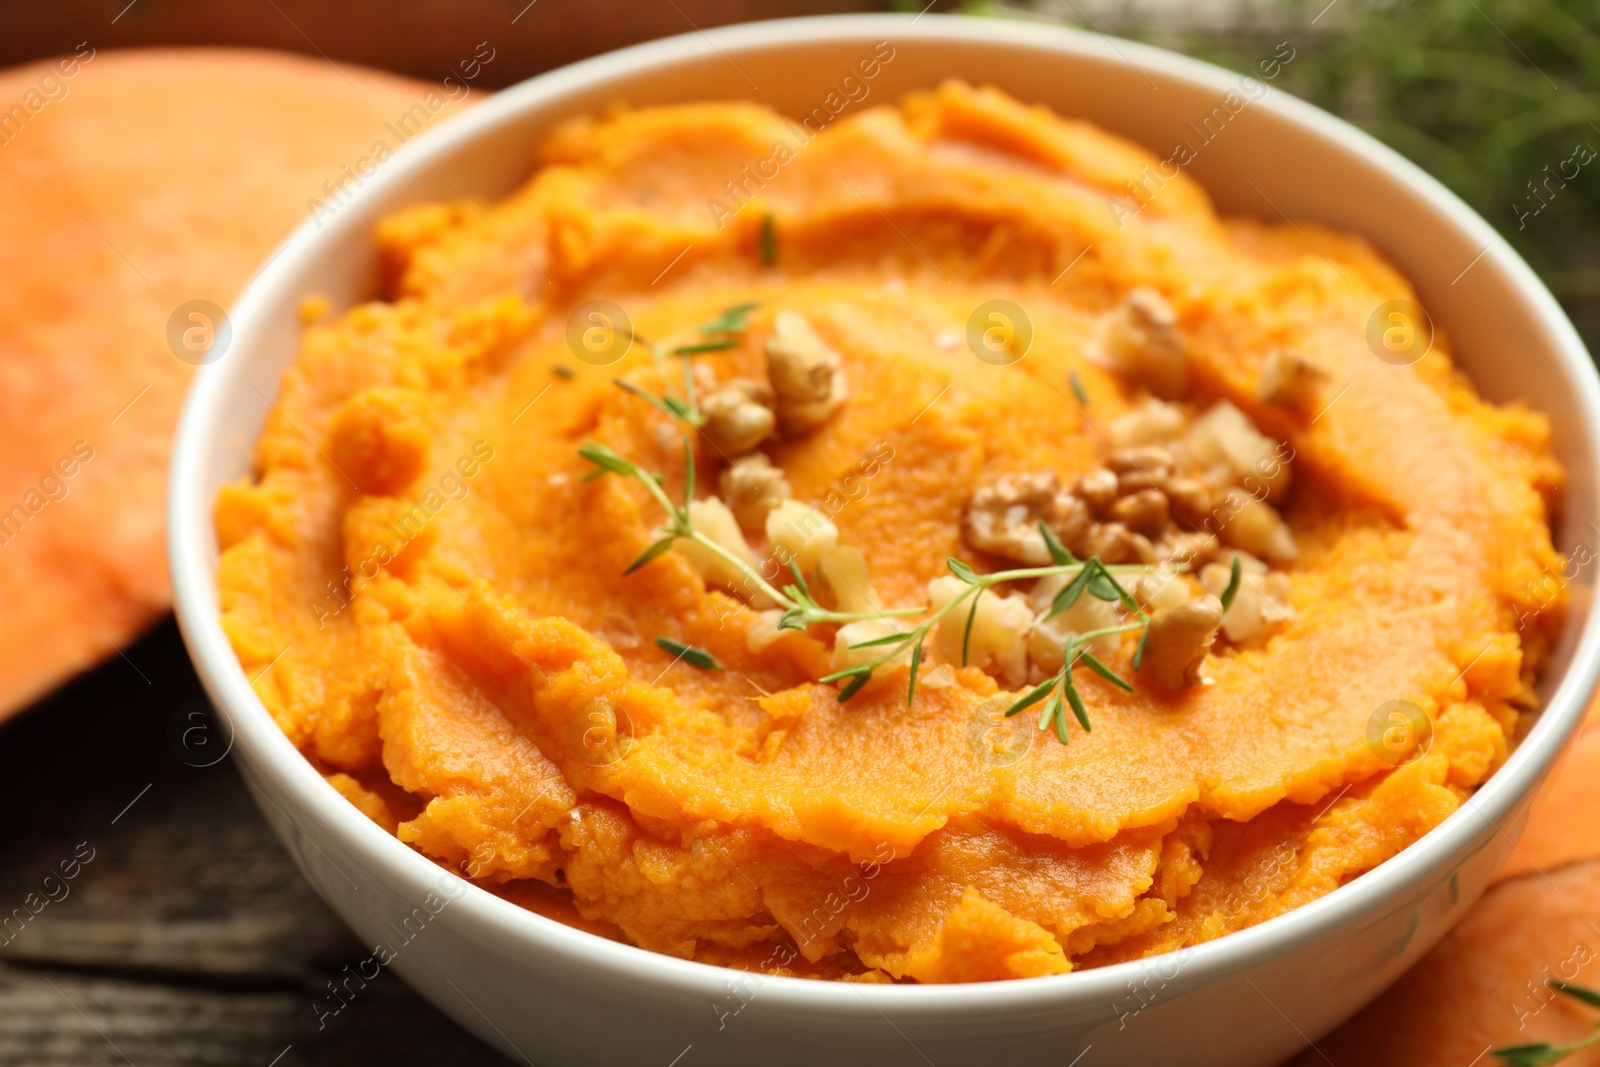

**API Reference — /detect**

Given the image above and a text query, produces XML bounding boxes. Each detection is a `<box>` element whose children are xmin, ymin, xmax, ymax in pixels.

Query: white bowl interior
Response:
<box><xmin>168</xmin><ymin>13</ymin><xmax>1600</xmax><ymax>1063</ymax></box>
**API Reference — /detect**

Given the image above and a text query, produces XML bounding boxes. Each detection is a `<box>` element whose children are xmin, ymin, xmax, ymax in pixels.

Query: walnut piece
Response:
<box><xmin>928</xmin><ymin>577</ymin><xmax>1031</xmax><ymax>687</ymax></box>
<box><xmin>1103</xmin><ymin>287</ymin><xmax>1188</xmax><ymax>400</ymax></box>
<box><xmin>963</xmin><ymin>471</ymin><xmax>1081</xmax><ymax>565</ymax></box>
<box><xmin>766</xmin><ymin>498</ymin><xmax>839</xmax><ymax>574</ymax></box>
<box><xmin>1138</xmin><ymin>595</ymin><xmax>1223</xmax><ymax>690</ymax></box>
<box><xmin>672</xmin><ymin>496</ymin><xmax>759</xmax><ymax>590</ymax></box>
<box><xmin>700</xmin><ymin>378</ymin><xmax>774</xmax><ymax>456</ymax></box>
<box><xmin>719</xmin><ymin>453</ymin><xmax>790</xmax><ymax>534</ymax></box>
<box><xmin>766</xmin><ymin>311</ymin><xmax>847</xmax><ymax>436</ymax></box>
<box><xmin>1257</xmin><ymin>348</ymin><xmax>1330</xmax><ymax>411</ymax></box>
<box><xmin>1202</xmin><ymin>555</ymin><xmax>1293</xmax><ymax>644</ymax></box>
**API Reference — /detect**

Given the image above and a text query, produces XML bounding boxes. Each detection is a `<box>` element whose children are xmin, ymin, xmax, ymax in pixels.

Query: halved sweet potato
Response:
<box><xmin>0</xmin><ymin>48</ymin><xmax>468</xmax><ymax>720</ymax></box>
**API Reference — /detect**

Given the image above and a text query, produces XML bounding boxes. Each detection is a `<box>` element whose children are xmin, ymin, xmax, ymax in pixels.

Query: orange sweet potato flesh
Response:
<box><xmin>0</xmin><ymin>49</ymin><xmax>465</xmax><ymax>720</ymax></box>
<box><xmin>216</xmin><ymin>82</ymin><xmax>1563</xmax><ymax>980</ymax></box>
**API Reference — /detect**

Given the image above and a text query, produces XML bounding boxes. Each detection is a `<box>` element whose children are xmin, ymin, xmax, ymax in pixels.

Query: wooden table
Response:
<box><xmin>0</xmin><ymin>620</ymin><xmax>511</xmax><ymax>1065</ymax></box>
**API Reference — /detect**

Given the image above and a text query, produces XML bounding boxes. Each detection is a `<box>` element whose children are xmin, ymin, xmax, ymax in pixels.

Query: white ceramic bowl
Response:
<box><xmin>169</xmin><ymin>14</ymin><xmax>1600</xmax><ymax>1066</ymax></box>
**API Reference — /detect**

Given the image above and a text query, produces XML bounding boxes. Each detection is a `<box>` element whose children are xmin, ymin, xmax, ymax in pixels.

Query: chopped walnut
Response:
<box><xmin>672</xmin><ymin>496</ymin><xmax>759</xmax><ymax>590</ymax></box>
<box><xmin>1075</xmin><ymin>521</ymin><xmax>1146</xmax><ymax>565</ymax></box>
<box><xmin>1138</xmin><ymin>595</ymin><xmax>1223</xmax><ymax>690</ymax></box>
<box><xmin>963</xmin><ymin>471</ymin><xmax>1084</xmax><ymax>565</ymax></box>
<box><xmin>1077</xmin><ymin>467</ymin><xmax>1120</xmax><ymax>515</ymax></box>
<box><xmin>1187</xmin><ymin>400</ymin><xmax>1291</xmax><ymax>502</ymax></box>
<box><xmin>1216</xmin><ymin>493</ymin><xmax>1298</xmax><ymax>564</ymax></box>
<box><xmin>1102</xmin><ymin>287</ymin><xmax>1188</xmax><ymax>400</ymax></box>
<box><xmin>832</xmin><ymin>618</ymin><xmax>912</xmax><ymax>679</ymax></box>
<box><xmin>746</xmin><ymin>609</ymin><xmax>787</xmax><ymax>655</ymax></box>
<box><xmin>1107</xmin><ymin>446</ymin><xmax>1174</xmax><ymax>493</ymax></box>
<box><xmin>1257</xmin><ymin>348</ymin><xmax>1330</xmax><ymax>411</ymax></box>
<box><xmin>1202</xmin><ymin>555</ymin><xmax>1293</xmax><ymax>644</ymax></box>
<box><xmin>1135</xmin><ymin>569</ymin><xmax>1192</xmax><ymax>612</ymax></box>
<box><xmin>766</xmin><ymin>498</ymin><xmax>839</xmax><ymax>574</ymax></box>
<box><xmin>1107</xmin><ymin>397</ymin><xmax>1189</xmax><ymax>449</ymax></box>
<box><xmin>700</xmin><ymin>378</ymin><xmax>775</xmax><ymax>456</ymax></box>
<box><xmin>928</xmin><ymin>577</ymin><xmax>1031</xmax><ymax>687</ymax></box>
<box><xmin>1109</xmin><ymin>488</ymin><xmax>1170</xmax><ymax>538</ymax></box>
<box><xmin>719</xmin><ymin>453</ymin><xmax>790</xmax><ymax>534</ymax></box>
<box><xmin>815</xmin><ymin>546</ymin><xmax>879</xmax><ymax>614</ymax></box>
<box><xmin>766</xmin><ymin>311</ymin><xmax>848</xmax><ymax>436</ymax></box>
<box><xmin>1026</xmin><ymin>576</ymin><xmax>1120</xmax><ymax>672</ymax></box>
<box><xmin>1163</xmin><ymin>476</ymin><xmax>1214</xmax><ymax>529</ymax></box>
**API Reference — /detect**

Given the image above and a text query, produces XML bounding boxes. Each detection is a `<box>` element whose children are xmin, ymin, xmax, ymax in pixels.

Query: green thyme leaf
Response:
<box><xmin>1063</xmin><ymin>678</ymin><xmax>1092</xmax><ymax>732</ymax></box>
<box><xmin>1052</xmin><ymin>695</ymin><xmax>1072</xmax><ymax>744</ymax></box>
<box><xmin>836</xmin><ymin>670</ymin><xmax>874</xmax><ymax>702</ymax></box>
<box><xmin>1069</xmin><ymin>369</ymin><xmax>1089</xmax><ymax>406</ymax></box>
<box><xmin>847</xmin><ymin>631</ymin><xmax>916</xmax><ymax>650</ymax></box>
<box><xmin>777</xmin><ymin>609</ymin><xmax>808</xmax><ymax>631</ymax></box>
<box><xmin>1219</xmin><ymin>554</ymin><xmax>1243</xmax><ymax>612</ymax></box>
<box><xmin>961</xmin><ymin>596</ymin><xmax>980</xmax><ymax>666</ymax></box>
<box><xmin>1132</xmin><ymin>627</ymin><xmax>1150</xmax><ymax>671</ymax></box>
<box><xmin>1080</xmin><ymin>651</ymin><xmax>1135</xmax><ymax>692</ymax></box>
<box><xmin>819</xmin><ymin>663</ymin><xmax>874</xmax><ymax>684</ymax></box>
<box><xmin>787</xmin><ymin>559</ymin><xmax>812</xmax><ymax>599</ymax></box>
<box><xmin>625</xmin><ymin>536</ymin><xmax>678</xmax><ymax>574</ymax></box>
<box><xmin>1049</xmin><ymin>565</ymin><xmax>1094</xmax><ymax>619</ymax></box>
<box><xmin>1492</xmin><ymin>1037</ymin><xmax>1600</xmax><ymax>1067</ymax></box>
<box><xmin>1552</xmin><ymin>981</ymin><xmax>1600</xmax><ymax>1011</ymax></box>
<box><xmin>672</xmin><ymin>338</ymin><xmax>740</xmax><ymax>355</ymax></box>
<box><xmin>654</xmin><ymin>636</ymin><xmax>723</xmax><ymax>670</ymax></box>
<box><xmin>553</xmin><ymin>364</ymin><xmax>576</xmax><ymax>379</ymax></box>
<box><xmin>760</xmin><ymin>213</ymin><xmax>777</xmax><ymax>266</ymax></box>
<box><xmin>1004</xmin><ymin>677</ymin><xmax>1057</xmax><ymax>718</ymax></box>
<box><xmin>947</xmin><ymin>557</ymin><xmax>980</xmax><ymax>584</ymax></box>
<box><xmin>907</xmin><ymin>642</ymin><xmax>922</xmax><ymax>707</ymax></box>
<box><xmin>1087</xmin><ymin>560</ymin><xmax>1139</xmax><ymax>611</ymax></box>
<box><xmin>696</xmin><ymin>301</ymin><xmax>760</xmax><ymax>334</ymax></box>
<box><xmin>579</xmin><ymin>441</ymin><xmax>638</xmax><ymax>478</ymax></box>
<box><xmin>1039</xmin><ymin>691</ymin><xmax>1061</xmax><ymax>733</ymax></box>
<box><xmin>1038</xmin><ymin>520</ymin><xmax>1076</xmax><ymax>566</ymax></box>
<box><xmin>613</xmin><ymin>379</ymin><xmax>694</xmax><ymax>423</ymax></box>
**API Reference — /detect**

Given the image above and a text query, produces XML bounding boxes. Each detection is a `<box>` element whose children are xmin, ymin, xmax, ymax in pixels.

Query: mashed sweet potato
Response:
<box><xmin>216</xmin><ymin>81</ymin><xmax>1565</xmax><ymax>982</ymax></box>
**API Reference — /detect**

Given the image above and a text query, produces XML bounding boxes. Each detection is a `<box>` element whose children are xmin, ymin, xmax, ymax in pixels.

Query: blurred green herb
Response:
<box><xmin>1492</xmin><ymin>979</ymin><xmax>1600</xmax><ymax>1065</ymax></box>
<box><xmin>965</xmin><ymin>0</ymin><xmax>1600</xmax><ymax>338</ymax></box>
<box><xmin>654</xmin><ymin>636</ymin><xmax>724</xmax><ymax>670</ymax></box>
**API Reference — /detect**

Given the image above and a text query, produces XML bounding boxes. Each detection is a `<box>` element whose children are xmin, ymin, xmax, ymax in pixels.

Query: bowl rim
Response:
<box><xmin>169</xmin><ymin>10</ymin><xmax>1600</xmax><ymax>1015</ymax></box>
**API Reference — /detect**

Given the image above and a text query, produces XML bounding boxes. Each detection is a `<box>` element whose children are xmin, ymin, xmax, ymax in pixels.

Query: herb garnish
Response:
<box><xmin>581</xmin><ymin>431</ymin><xmax>1167</xmax><ymax>742</ymax></box>
<box><xmin>760</xmin><ymin>212</ymin><xmax>776</xmax><ymax>266</ymax></box>
<box><xmin>655</xmin><ymin>636</ymin><xmax>723</xmax><ymax>670</ymax></box>
<box><xmin>553</xmin><ymin>364</ymin><xmax>576</xmax><ymax>379</ymax></box>
<box><xmin>1219</xmin><ymin>554</ymin><xmax>1242</xmax><ymax>612</ymax></box>
<box><xmin>612</xmin><ymin>301</ymin><xmax>761</xmax><ymax>428</ymax></box>
<box><xmin>1069</xmin><ymin>369</ymin><xmax>1089</xmax><ymax>406</ymax></box>
<box><xmin>820</xmin><ymin>521</ymin><xmax>1156</xmax><ymax>739</ymax></box>
<box><xmin>1493</xmin><ymin>981</ymin><xmax>1600</xmax><ymax>1065</ymax></box>
<box><xmin>579</xmin><ymin>437</ymin><xmax>923</xmax><ymax>632</ymax></box>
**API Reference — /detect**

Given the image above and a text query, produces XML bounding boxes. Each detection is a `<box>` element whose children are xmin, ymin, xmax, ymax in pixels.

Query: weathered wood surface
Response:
<box><xmin>0</xmin><ymin>620</ymin><xmax>510</xmax><ymax>1066</ymax></box>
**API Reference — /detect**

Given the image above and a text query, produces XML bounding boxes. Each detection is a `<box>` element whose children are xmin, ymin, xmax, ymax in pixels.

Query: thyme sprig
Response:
<box><xmin>578</xmin><ymin>438</ymin><xmax>922</xmax><ymax>630</ymax></box>
<box><xmin>611</xmin><ymin>301</ymin><xmax>761</xmax><ymax>428</ymax></box>
<box><xmin>655</xmin><ymin>636</ymin><xmax>723</xmax><ymax>671</ymax></box>
<box><xmin>821</xmin><ymin>521</ymin><xmax>1157</xmax><ymax>735</ymax></box>
<box><xmin>583</xmin><ymin>443</ymin><xmax>1166</xmax><ymax>743</ymax></box>
<box><xmin>1493</xmin><ymin>981</ymin><xmax>1600</xmax><ymax>1065</ymax></box>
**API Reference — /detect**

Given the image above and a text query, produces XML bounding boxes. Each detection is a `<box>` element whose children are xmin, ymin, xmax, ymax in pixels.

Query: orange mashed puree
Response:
<box><xmin>216</xmin><ymin>82</ymin><xmax>1564</xmax><ymax>982</ymax></box>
